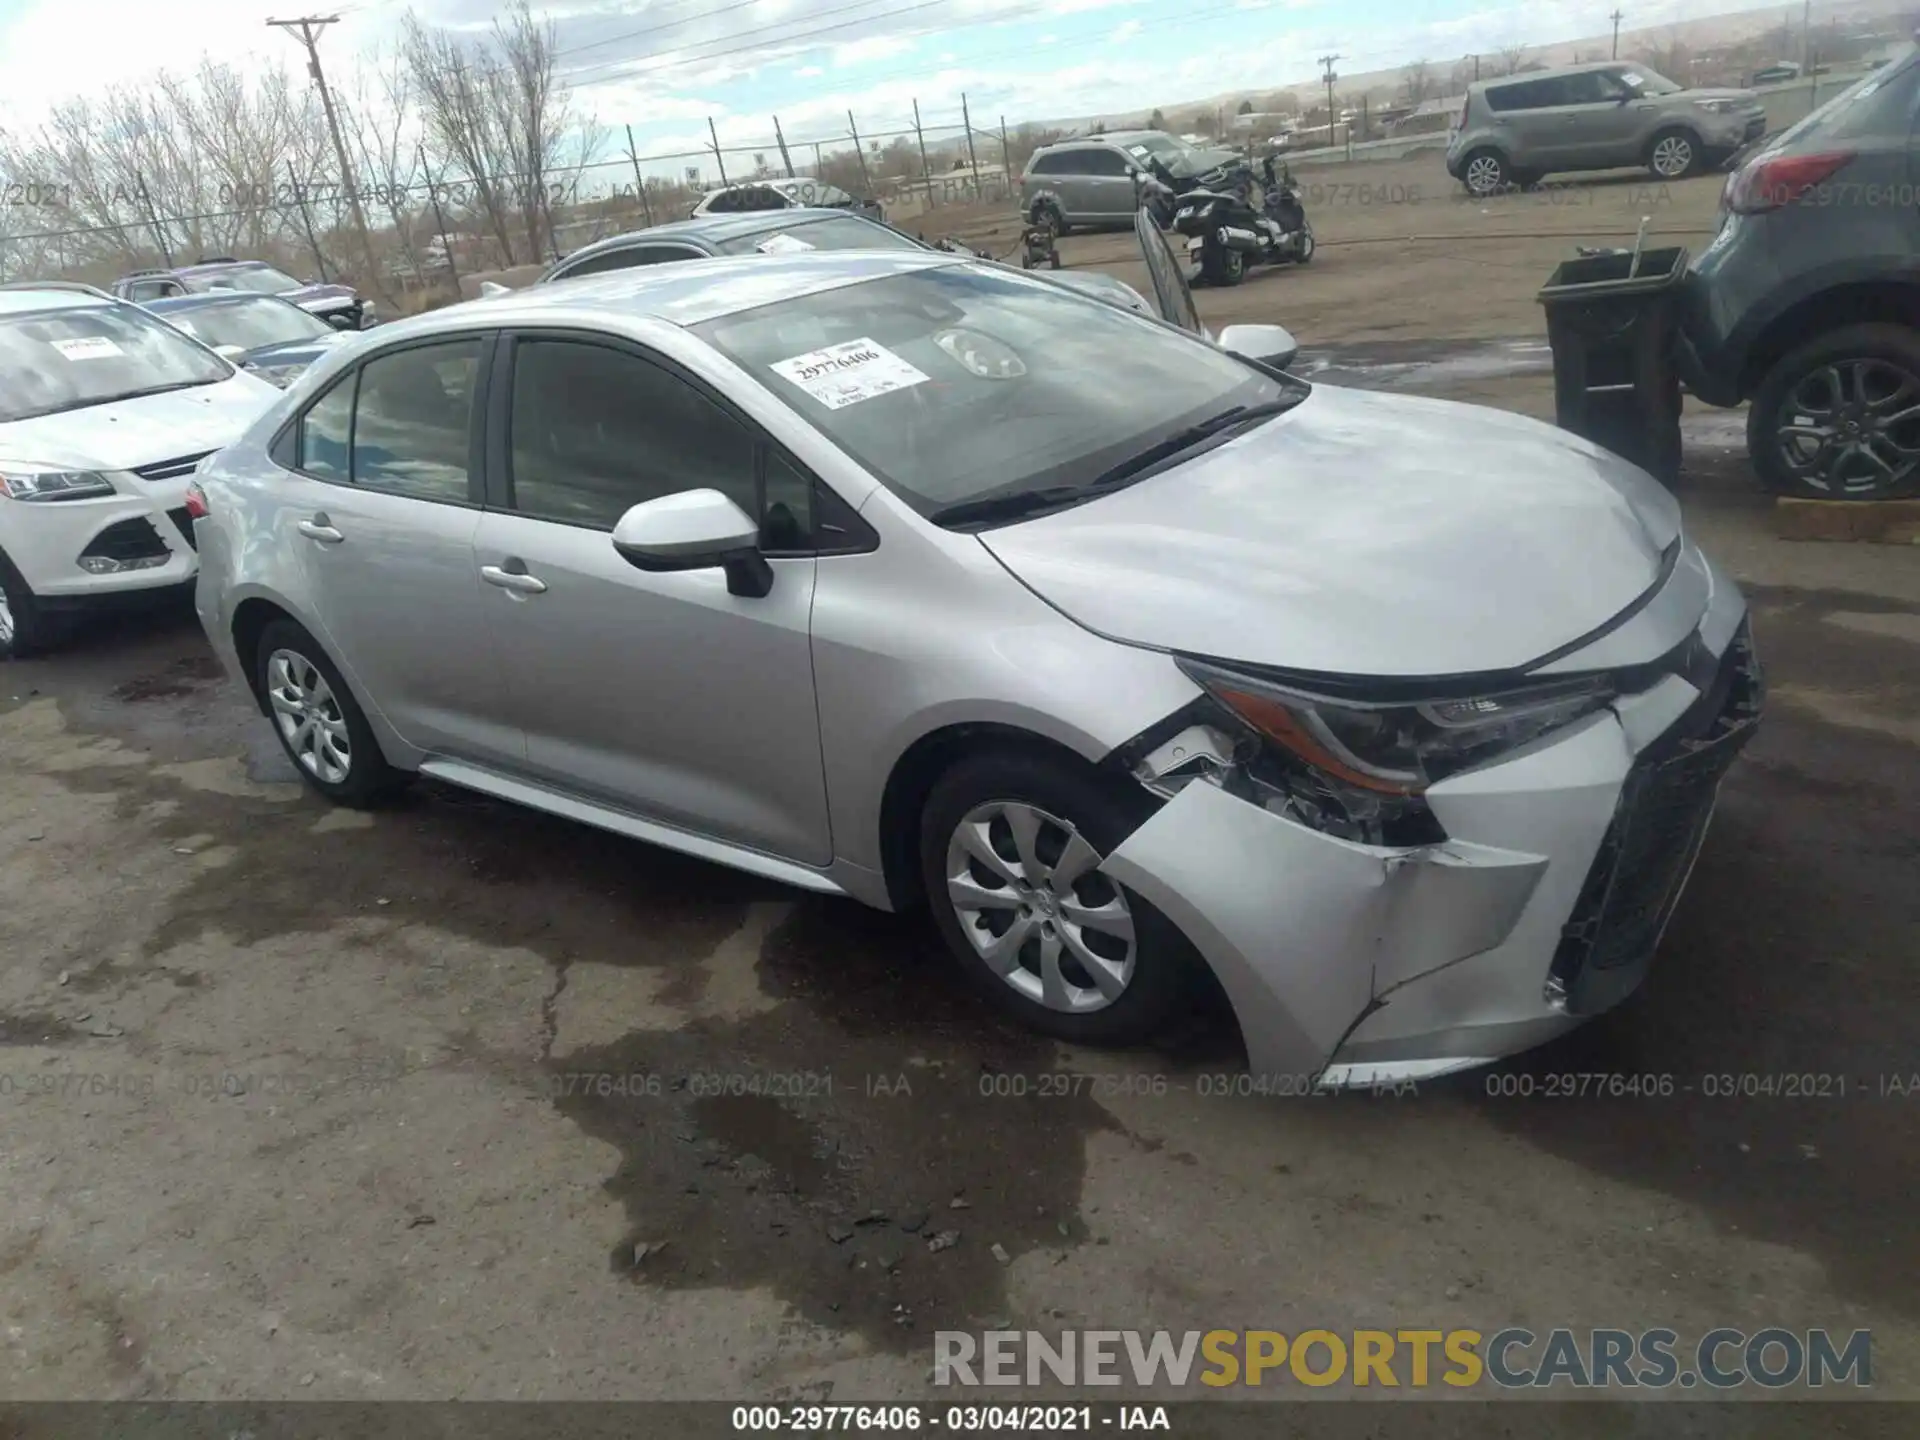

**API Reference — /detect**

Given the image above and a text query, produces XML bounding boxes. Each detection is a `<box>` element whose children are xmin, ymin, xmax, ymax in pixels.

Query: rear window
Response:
<box><xmin>716</xmin><ymin>216</ymin><xmax>923</xmax><ymax>255</ymax></box>
<box><xmin>0</xmin><ymin>303</ymin><xmax>230</xmax><ymax>423</ymax></box>
<box><xmin>1776</xmin><ymin>50</ymin><xmax>1920</xmax><ymax>144</ymax></box>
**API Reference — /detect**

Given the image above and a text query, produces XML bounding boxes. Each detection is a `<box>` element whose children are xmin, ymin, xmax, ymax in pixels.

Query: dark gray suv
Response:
<box><xmin>1679</xmin><ymin>45</ymin><xmax>1920</xmax><ymax>499</ymax></box>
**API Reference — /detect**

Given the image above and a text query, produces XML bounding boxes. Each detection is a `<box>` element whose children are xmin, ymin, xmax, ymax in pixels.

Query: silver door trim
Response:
<box><xmin>417</xmin><ymin>756</ymin><xmax>850</xmax><ymax>895</ymax></box>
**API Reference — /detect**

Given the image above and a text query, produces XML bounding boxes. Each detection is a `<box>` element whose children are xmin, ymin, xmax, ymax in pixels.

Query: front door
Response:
<box><xmin>280</xmin><ymin>334</ymin><xmax>522</xmax><ymax>765</ymax></box>
<box><xmin>472</xmin><ymin>331</ymin><xmax>832</xmax><ymax>866</ymax></box>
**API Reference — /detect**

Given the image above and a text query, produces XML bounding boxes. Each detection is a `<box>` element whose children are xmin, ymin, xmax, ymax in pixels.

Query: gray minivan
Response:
<box><xmin>1447</xmin><ymin>62</ymin><xmax>1766</xmax><ymax>195</ymax></box>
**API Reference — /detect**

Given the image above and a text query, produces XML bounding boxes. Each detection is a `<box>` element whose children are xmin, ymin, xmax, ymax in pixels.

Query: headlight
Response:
<box><xmin>0</xmin><ymin>465</ymin><xmax>116</xmax><ymax>502</ymax></box>
<box><xmin>1696</xmin><ymin>99</ymin><xmax>1740</xmax><ymax>114</ymax></box>
<box><xmin>1178</xmin><ymin>658</ymin><xmax>1615</xmax><ymax>796</ymax></box>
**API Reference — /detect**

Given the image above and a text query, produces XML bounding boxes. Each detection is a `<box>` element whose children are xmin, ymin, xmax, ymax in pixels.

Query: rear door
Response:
<box><xmin>275</xmin><ymin>333</ymin><xmax>522</xmax><ymax>763</ymax></box>
<box><xmin>1082</xmin><ymin>146</ymin><xmax>1139</xmax><ymax>220</ymax></box>
<box><xmin>1553</xmin><ymin>71</ymin><xmax>1644</xmax><ymax>167</ymax></box>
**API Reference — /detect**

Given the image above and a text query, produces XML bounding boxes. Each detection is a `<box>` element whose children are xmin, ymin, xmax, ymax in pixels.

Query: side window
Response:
<box><xmin>1485</xmin><ymin>84</ymin><xmax>1526</xmax><ymax>113</ymax></box>
<box><xmin>507</xmin><ymin>339</ymin><xmax>757</xmax><ymax>530</ymax></box>
<box><xmin>761</xmin><ymin>449</ymin><xmax>815</xmax><ymax>551</ymax></box>
<box><xmin>1085</xmin><ymin>148</ymin><xmax>1131</xmax><ymax>177</ymax></box>
<box><xmin>350</xmin><ymin>339</ymin><xmax>480</xmax><ymax>503</ymax></box>
<box><xmin>298</xmin><ymin>373</ymin><xmax>355</xmax><ymax>481</ymax></box>
<box><xmin>1527</xmin><ymin>77</ymin><xmax>1574</xmax><ymax>107</ymax></box>
<box><xmin>557</xmin><ymin>248</ymin><xmax>648</xmax><ymax>280</ymax></box>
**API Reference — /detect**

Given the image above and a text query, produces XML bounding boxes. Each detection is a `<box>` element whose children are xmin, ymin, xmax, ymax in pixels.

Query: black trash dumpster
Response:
<box><xmin>1537</xmin><ymin>245</ymin><xmax>1689</xmax><ymax>487</ymax></box>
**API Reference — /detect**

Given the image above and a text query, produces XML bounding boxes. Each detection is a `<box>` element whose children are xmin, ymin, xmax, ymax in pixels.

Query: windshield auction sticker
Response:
<box><xmin>755</xmin><ymin>232</ymin><xmax>816</xmax><ymax>254</ymax></box>
<box><xmin>770</xmin><ymin>338</ymin><xmax>929</xmax><ymax>410</ymax></box>
<box><xmin>50</xmin><ymin>336</ymin><xmax>125</xmax><ymax>361</ymax></box>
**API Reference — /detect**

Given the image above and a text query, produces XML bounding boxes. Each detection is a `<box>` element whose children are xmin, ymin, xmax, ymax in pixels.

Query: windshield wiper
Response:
<box><xmin>929</xmin><ymin>398</ymin><xmax>1301</xmax><ymax>530</ymax></box>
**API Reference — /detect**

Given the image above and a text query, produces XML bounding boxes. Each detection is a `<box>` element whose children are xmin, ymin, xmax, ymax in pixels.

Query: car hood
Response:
<box><xmin>243</xmin><ymin>330</ymin><xmax>354</xmax><ymax>368</ymax></box>
<box><xmin>1161</xmin><ymin>148</ymin><xmax>1242</xmax><ymax>180</ymax></box>
<box><xmin>1684</xmin><ymin>87</ymin><xmax>1762</xmax><ymax>105</ymax></box>
<box><xmin>976</xmin><ymin>384</ymin><xmax>1685</xmax><ymax>678</ymax></box>
<box><xmin>288</xmin><ymin>283</ymin><xmax>359</xmax><ymax>311</ymax></box>
<box><xmin>0</xmin><ymin>372</ymin><xmax>281</xmax><ymax>472</ymax></box>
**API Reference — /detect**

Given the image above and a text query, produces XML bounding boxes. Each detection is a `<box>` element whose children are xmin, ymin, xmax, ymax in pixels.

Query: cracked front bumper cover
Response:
<box><xmin>1102</xmin><ymin>782</ymin><xmax>1548</xmax><ymax>1080</ymax></box>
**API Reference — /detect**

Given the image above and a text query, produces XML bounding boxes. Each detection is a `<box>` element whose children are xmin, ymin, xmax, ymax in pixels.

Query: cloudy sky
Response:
<box><xmin>0</xmin><ymin>0</ymin><xmax>1818</xmax><ymax>167</ymax></box>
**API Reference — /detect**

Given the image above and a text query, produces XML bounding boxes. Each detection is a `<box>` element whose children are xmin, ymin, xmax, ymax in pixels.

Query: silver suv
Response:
<box><xmin>1021</xmin><ymin>130</ymin><xmax>1239</xmax><ymax>232</ymax></box>
<box><xmin>1446</xmin><ymin>62</ymin><xmax>1766</xmax><ymax>196</ymax></box>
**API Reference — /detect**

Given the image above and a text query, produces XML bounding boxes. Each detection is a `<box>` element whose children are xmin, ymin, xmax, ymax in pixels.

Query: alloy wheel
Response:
<box><xmin>0</xmin><ymin>586</ymin><xmax>13</xmax><ymax>649</ymax></box>
<box><xmin>266</xmin><ymin>647</ymin><xmax>353</xmax><ymax>784</ymax></box>
<box><xmin>944</xmin><ymin>800</ymin><xmax>1136</xmax><ymax>1014</ymax></box>
<box><xmin>1776</xmin><ymin>358</ymin><xmax>1920</xmax><ymax>496</ymax></box>
<box><xmin>1464</xmin><ymin>155</ymin><xmax>1504</xmax><ymax>194</ymax></box>
<box><xmin>1651</xmin><ymin>135</ymin><xmax>1694</xmax><ymax>177</ymax></box>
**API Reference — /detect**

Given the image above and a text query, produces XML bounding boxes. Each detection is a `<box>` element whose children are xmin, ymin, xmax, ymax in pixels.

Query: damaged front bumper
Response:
<box><xmin>1101</xmin><ymin>599</ymin><xmax>1762</xmax><ymax>1088</ymax></box>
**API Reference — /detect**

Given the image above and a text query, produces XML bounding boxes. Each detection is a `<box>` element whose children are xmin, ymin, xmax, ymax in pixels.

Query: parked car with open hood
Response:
<box><xmin>113</xmin><ymin>258</ymin><xmax>376</xmax><ymax>331</ymax></box>
<box><xmin>142</xmin><ymin>292</ymin><xmax>358</xmax><ymax>388</ymax></box>
<box><xmin>1447</xmin><ymin>61</ymin><xmax>1767</xmax><ymax>195</ymax></box>
<box><xmin>1022</xmin><ymin>130</ymin><xmax>1241</xmax><ymax>233</ymax></box>
<box><xmin>690</xmin><ymin>178</ymin><xmax>883</xmax><ymax>222</ymax></box>
<box><xmin>0</xmin><ymin>282</ymin><xmax>281</xmax><ymax>658</ymax></box>
<box><xmin>189</xmin><ymin>226</ymin><xmax>1759</xmax><ymax>1087</ymax></box>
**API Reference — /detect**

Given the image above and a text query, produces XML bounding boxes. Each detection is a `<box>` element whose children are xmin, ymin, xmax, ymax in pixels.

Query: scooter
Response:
<box><xmin>1171</xmin><ymin>157</ymin><xmax>1315</xmax><ymax>286</ymax></box>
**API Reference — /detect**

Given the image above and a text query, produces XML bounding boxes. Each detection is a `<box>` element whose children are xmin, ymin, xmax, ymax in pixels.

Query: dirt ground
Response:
<box><xmin>3</xmin><ymin>151</ymin><xmax>1918</xmax><ymax>1417</ymax></box>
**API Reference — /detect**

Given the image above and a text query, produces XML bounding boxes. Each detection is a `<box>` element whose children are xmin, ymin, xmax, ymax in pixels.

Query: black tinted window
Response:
<box><xmin>350</xmin><ymin>340</ymin><xmax>480</xmax><ymax>503</ymax></box>
<box><xmin>508</xmin><ymin>339</ymin><xmax>757</xmax><ymax>529</ymax></box>
<box><xmin>1028</xmin><ymin>152</ymin><xmax>1062</xmax><ymax>175</ymax></box>
<box><xmin>717</xmin><ymin>216</ymin><xmax>922</xmax><ymax>255</ymax></box>
<box><xmin>1083</xmin><ymin>148</ymin><xmax>1131</xmax><ymax>176</ymax></box>
<box><xmin>300</xmin><ymin>375</ymin><xmax>354</xmax><ymax>480</ymax></box>
<box><xmin>1562</xmin><ymin>72</ymin><xmax>1614</xmax><ymax>104</ymax></box>
<box><xmin>1486</xmin><ymin>82</ymin><xmax>1543</xmax><ymax>112</ymax></box>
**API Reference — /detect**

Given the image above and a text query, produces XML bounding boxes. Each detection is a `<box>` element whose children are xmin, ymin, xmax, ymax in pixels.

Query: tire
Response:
<box><xmin>1031</xmin><ymin>200</ymin><xmax>1068</xmax><ymax>237</ymax></box>
<box><xmin>1647</xmin><ymin>128</ymin><xmax>1703</xmax><ymax>180</ymax></box>
<box><xmin>1293</xmin><ymin>224</ymin><xmax>1315</xmax><ymax>264</ymax></box>
<box><xmin>1460</xmin><ymin>149</ymin><xmax>1508</xmax><ymax>197</ymax></box>
<box><xmin>1746</xmin><ymin>323</ymin><xmax>1920</xmax><ymax>500</ymax></box>
<box><xmin>1201</xmin><ymin>243</ymin><xmax>1246</xmax><ymax>287</ymax></box>
<box><xmin>0</xmin><ymin>547</ymin><xmax>66</xmax><ymax>661</ymax></box>
<box><xmin>919</xmin><ymin>748</ymin><xmax>1196</xmax><ymax>1046</ymax></box>
<box><xmin>254</xmin><ymin>618</ymin><xmax>404</xmax><ymax>806</ymax></box>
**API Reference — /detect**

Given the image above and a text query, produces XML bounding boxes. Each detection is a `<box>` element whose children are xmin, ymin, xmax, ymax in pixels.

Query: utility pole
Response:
<box><xmin>1319</xmin><ymin>54</ymin><xmax>1340</xmax><ymax>147</ymax></box>
<box><xmin>1800</xmin><ymin>0</ymin><xmax>1811</xmax><ymax>75</ymax></box>
<box><xmin>1610</xmin><ymin>9</ymin><xmax>1625</xmax><ymax>58</ymax></box>
<box><xmin>268</xmin><ymin>16</ymin><xmax>375</xmax><ymax>282</ymax></box>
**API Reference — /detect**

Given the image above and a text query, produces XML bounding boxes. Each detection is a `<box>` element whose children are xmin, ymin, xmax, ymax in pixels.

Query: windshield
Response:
<box><xmin>716</xmin><ymin>216</ymin><xmax>924</xmax><ymax>255</ymax></box>
<box><xmin>1616</xmin><ymin>67</ymin><xmax>1681</xmax><ymax>95</ymax></box>
<box><xmin>1773</xmin><ymin>48</ymin><xmax>1918</xmax><ymax>144</ymax></box>
<box><xmin>160</xmin><ymin>296</ymin><xmax>331</xmax><ymax>351</ymax></box>
<box><xmin>190</xmin><ymin>265</ymin><xmax>303</xmax><ymax>296</ymax></box>
<box><xmin>0</xmin><ymin>303</ymin><xmax>231</xmax><ymax>423</ymax></box>
<box><xmin>1126</xmin><ymin>134</ymin><xmax>1195</xmax><ymax>162</ymax></box>
<box><xmin>693</xmin><ymin>265</ymin><xmax>1290</xmax><ymax>517</ymax></box>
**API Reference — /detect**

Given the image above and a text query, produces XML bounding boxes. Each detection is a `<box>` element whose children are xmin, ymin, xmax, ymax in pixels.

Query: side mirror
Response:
<box><xmin>1218</xmin><ymin>322</ymin><xmax>1299</xmax><ymax>371</ymax></box>
<box><xmin>214</xmin><ymin>344</ymin><xmax>248</xmax><ymax>361</ymax></box>
<box><xmin>610</xmin><ymin>489</ymin><xmax>772</xmax><ymax>598</ymax></box>
<box><xmin>327</xmin><ymin>312</ymin><xmax>355</xmax><ymax>330</ymax></box>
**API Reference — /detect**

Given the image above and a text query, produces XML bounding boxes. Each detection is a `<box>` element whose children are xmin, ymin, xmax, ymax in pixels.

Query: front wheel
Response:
<box><xmin>1648</xmin><ymin>128</ymin><xmax>1703</xmax><ymax>179</ymax></box>
<box><xmin>1747</xmin><ymin>323</ymin><xmax>1920</xmax><ymax>499</ymax></box>
<box><xmin>0</xmin><ymin>549</ymin><xmax>65</xmax><ymax>661</ymax></box>
<box><xmin>1461</xmin><ymin>149</ymin><xmax>1508</xmax><ymax>196</ymax></box>
<box><xmin>1201</xmin><ymin>242</ymin><xmax>1246</xmax><ymax>286</ymax></box>
<box><xmin>255</xmin><ymin>618</ymin><xmax>404</xmax><ymax>806</ymax></box>
<box><xmin>919</xmin><ymin>750</ymin><xmax>1195</xmax><ymax>1046</ymax></box>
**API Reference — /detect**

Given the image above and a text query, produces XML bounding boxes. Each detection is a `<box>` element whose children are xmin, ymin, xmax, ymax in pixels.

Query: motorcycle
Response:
<box><xmin>1170</xmin><ymin>156</ymin><xmax>1315</xmax><ymax>286</ymax></box>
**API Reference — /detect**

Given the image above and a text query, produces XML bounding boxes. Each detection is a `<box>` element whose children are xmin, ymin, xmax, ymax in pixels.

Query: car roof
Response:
<box><xmin>0</xmin><ymin>288</ymin><xmax>115</xmax><ymax>317</ymax></box>
<box><xmin>557</xmin><ymin>208</ymin><xmax>903</xmax><ymax>269</ymax></box>
<box><xmin>1475</xmin><ymin>60</ymin><xmax>1643</xmax><ymax>89</ymax></box>
<box><xmin>174</xmin><ymin>259</ymin><xmax>276</xmax><ymax>277</ymax></box>
<box><xmin>429</xmin><ymin>250</ymin><xmax>965</xmax><ymax>336</ymax></box>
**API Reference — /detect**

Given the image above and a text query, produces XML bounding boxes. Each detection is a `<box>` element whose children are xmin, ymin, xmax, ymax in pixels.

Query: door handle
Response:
<box><xmin>480</xmin><ymin>564</ymin><xmax>548</xmax><ymax>595</ymax></box>
<box><xmin>297</xmin><ymin>516</ymin><xmax>344</xmax><ymax>544</ymax></box>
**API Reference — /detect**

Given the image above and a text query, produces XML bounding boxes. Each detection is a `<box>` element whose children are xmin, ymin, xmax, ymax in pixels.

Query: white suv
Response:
<box><xmin>0</xmin><ymin>283</ymin><xmax>281</xmax><ymax>658</ymax></box>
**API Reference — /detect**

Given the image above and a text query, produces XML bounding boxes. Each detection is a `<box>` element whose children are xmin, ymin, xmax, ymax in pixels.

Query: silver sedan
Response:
<box><xmin>187</xmin><ymin>248</ymin><xmax>1761</xmax><ymax>1085</ymax></box>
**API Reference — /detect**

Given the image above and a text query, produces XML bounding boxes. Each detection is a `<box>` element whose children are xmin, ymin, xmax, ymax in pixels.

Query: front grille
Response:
<box><xmin>167</xmin><ymin>507</ymin><xmax>199</xmax><ymax>550</ymax></box>
<box><xmin>132</xmin><ymin>452</ymin><xmax>214</xmax><ymax>483</ymax></box>
<box><xmin>81</xmin><ymin>517</ymin><xmax>171</xmax><ymax>564</ymax></box>
<box><xmin>1743</xmin><ymin>114</ymin><xmax>1766</xmax><ymax>140</ymax></box>
<box><xmin>1549</xmin><ymin>620</ymin><xmax>1763</xmax><ymax>1013</ymax></box>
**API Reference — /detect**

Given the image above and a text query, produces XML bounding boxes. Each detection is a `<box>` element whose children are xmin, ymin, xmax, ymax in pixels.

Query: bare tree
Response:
<box><xmin>404</xmin><ymin>13</ymin><xmax>523</xmax><ymax>265</ymax></box>
<box><xmin>1496</xmin><ymin>44</ymin><xmax>1528</xmax><ymax>76</ymax></box>
<box><xmin>1400</xmin><ymin>59</ymin><xmax>1435</xmax><ymax>107</ymax></box>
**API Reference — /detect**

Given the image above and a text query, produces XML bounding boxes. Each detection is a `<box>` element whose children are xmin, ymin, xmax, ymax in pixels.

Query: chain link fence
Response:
<box><xmin>0</xmin><ymin>101</ymin><xmax>1054</xmax><ymax>314</ymax></box>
